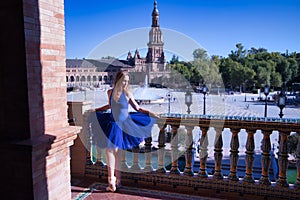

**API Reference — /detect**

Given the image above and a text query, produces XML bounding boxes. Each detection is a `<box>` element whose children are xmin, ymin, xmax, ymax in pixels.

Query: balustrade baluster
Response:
<box><xmin>120</xmin><ymin>149</ymin><xmax>128</xmax><ymax>171</ymax></box>
<box><xmin>131</xmin><ymin>146</ymin><xmax>141</xmax><ymax>172</ymax></box>
<box><xmin>243</xmin><ymin>130</ymin><xmax>255</xmax><ymax>183</ymax></box>
<box><xmin>95</xmin><ymin>147</ymin><xmax>104</xmax><ymax>166</ymax></box>
<box><xmin>295</xmin><ymin>134</ymin><xmax>300</xmax><ymax>188</ymax></box>
<box><xmin>228</xmin><ymin>129</ymin><xmax>240</xmax><ymax>181</ymax></box>
<box><xmin>213</xmin><ymin>128</ymin><xmax>223</xmax><ymax>179</ymax></box>
<box><xmin>144</xmin><ymin>136</ymin><xmax>153</xmax><ymax>172</ymax></box>
<box><xmin>259</xmin><ymin>131</ymin><xmax>272</xmax><ymax>185</ymax></box>
<box><xmin>156</xmin><ymin>123</ymin><xmax>167</xmax><ymax>173</ymax></box>
<box><xmin>276</xmin><ymin>132</ymin><xmax>289</xmax><ymax>187</ymax></box>
<box><xmin>184</xmin><ymin>126</ymin><xmax>194</xmax><ymax>176</ymax></box>
<box><xmin>170</xmin><ymin>124</ymin><xmax>180</xmax><ymax>174</ymax></box>
<box><xmin>198</xmin><ymin>127</ymin><xmax>209</xmax><ymax>178</ymax></box>
<box><xmin>86</xmin><ymin>149</ymin><xmax>93</xmax><ymax>165</ymax></box>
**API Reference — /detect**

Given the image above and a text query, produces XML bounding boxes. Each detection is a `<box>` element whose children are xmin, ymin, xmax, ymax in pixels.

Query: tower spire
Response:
<box><xmin>152</xmin><ymin>1</ymin><xmax>159</xmax><ymax>27</ymax></box>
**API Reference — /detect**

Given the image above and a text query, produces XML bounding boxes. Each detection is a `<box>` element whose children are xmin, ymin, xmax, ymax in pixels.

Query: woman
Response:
<box><xmin>95</xmin><ymin>70</ymin><xmax>158</xmax><ymax>192</ymax></box>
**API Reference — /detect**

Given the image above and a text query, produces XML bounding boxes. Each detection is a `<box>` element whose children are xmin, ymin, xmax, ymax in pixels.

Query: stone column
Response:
<box><xmin>259</xmin><ymin>131</ymin><xmax>272</xmax><ymax>185</ymax></box>
<box><xmin>68</xmin><ymin>101</ymin><xmax>94</xmax><ymax>175</ymax></box>
<box><xmin>184</xmin><ymin>126</ymin><xmax>194</xmax><ymax>176</ymax></box>
<box><xmin>213</xmin><ymin>128</ymin><xmax>224</xmax><ymax>180</ymax></box>
<box><xmin>243</xmin><ymin>130</ymin><xmax>256</xmax><ymax>183</ymax></box>
<box><xmin>228</xmin><ymin>129</ymin><xmax>240</xmax><ymax>181</ymax></box>
<box><xmin>144</xmin><ymin>136</ymin><xmax>153</xmax><ymax>172</ymax></box>
<box><xmin>198</xmin><ymin>127</ymin><xmax>209</xmax><ymax>178</ymax></box>
<box><xmin>170</xmin><ymin>124</ymin><xmax>180</xmax><ymax>174</ymax></box>
<box><xmin>276</xmin><ymin>131</ymin><xmax>289</xmax><ymax>187</ymax></box>
<box><xmin>156</xmin><ymin>122</ymin><xmax>167</xmax><ymax>173</ymax></box>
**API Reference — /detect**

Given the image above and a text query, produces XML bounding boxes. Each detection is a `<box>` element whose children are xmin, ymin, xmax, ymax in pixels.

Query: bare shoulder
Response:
<box><xmin>127</xmin><ymin>91</ymin><xmax>135</xmax><ymax>99</ymax></box>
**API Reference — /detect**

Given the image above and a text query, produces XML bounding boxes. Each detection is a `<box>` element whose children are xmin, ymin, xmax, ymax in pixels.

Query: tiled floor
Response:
<box><xmin>71</xmin><ymin>177</ymin><xmax>223</xmax><ymax>200</ymax></box>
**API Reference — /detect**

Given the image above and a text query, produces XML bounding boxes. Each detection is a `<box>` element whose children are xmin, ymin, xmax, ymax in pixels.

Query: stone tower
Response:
<box><xmin>146</xmin><ymin>1</ymin><xmax>166</xmax><ymax>79</ymax></box>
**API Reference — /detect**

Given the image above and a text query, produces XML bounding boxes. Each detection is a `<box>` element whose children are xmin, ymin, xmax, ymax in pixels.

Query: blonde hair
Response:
<box><xmin>112</xmin><ymin>70</ymin><xmax>130</xmax><ymax>102</ymax></box>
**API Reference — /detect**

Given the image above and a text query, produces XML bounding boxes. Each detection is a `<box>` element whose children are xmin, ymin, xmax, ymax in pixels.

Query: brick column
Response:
<box><xmin>0</xmin><ymin>0</ymin><xmax>80</xmax><ymax>199</ymax></box>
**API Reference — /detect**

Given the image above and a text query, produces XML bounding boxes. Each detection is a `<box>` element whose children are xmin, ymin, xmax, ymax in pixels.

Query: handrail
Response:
<box><xmin>67</xmin><ymin>101</ymin><xmax>300</xmax><ymax>199</ymax></box>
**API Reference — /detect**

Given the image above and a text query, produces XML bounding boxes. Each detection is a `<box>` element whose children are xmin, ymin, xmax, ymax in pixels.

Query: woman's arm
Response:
<box><xmin>95</xmin><ymin>104</ymin><xmax>110</xmax><ymax>111</ymax></box>
<box><xmin>128</xmin><ymin>93</ymin><xmax>159</xmax><ymax>118</ymax></box>
<box><xmin>128</xmin><ymin>93</ymin><xmax>140</xmax><ymax>111</ymax></box>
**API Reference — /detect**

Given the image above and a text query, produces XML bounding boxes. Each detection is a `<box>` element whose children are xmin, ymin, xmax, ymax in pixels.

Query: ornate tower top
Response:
<box><xmin>152</xmin><ymin>1</ymin><xmax>159</xmax><ymax>27</ymax></box>
<box><xmin>147</xmin><ymin>0</ymin><xmax>164</xmax><ymax>64</ymax></box>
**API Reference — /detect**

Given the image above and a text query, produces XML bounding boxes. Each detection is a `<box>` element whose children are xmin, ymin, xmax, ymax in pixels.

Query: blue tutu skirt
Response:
<box><xmin>92</xmin><ymin>111</ymin><xmax>156</xmax><ymax>150</ymax></box>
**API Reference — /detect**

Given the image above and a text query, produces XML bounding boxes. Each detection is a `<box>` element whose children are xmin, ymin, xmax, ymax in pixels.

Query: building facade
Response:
<box><xmin>66</xmin><ymin>1</ymin><xmax>169</xmax><ymax>89</ymax></box>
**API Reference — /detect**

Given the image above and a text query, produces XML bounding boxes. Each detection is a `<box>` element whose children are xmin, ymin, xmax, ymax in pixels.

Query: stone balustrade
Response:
<box><xmin>68</xmin><ymin>101</ymin><xmax>300</xmax><ymax>199</ymax></box>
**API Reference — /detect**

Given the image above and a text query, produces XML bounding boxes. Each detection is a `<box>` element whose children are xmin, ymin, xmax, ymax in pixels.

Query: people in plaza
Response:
<box><xmin>95</xmin><ymin>70</ymin><xmax>159</xmax><ymax>192</ymax></box>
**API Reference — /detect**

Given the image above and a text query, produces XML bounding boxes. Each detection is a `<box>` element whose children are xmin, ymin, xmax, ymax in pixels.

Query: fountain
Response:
<box><xmin>133</xmin><ymin>75</ymin><xmax>165</xmax><ymax>104</ymax></box>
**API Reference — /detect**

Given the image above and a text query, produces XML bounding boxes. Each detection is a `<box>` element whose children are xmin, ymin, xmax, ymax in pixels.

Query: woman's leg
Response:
<box><xmin>115</xmin><ymin>149</ymin><xmax>122</xmax><ymax>188</ymax></box>
<box><xmin>104</xmin><ymin>148</ymin><xmax>117</xmax><ymax>191</ymax></box>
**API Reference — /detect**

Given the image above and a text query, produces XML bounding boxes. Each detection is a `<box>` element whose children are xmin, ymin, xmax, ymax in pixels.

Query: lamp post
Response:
<box><xmin>277</xmin><ymin>89</ymin><xmax>286</xmax><ymax>150</ymax></box>
<box><xmin>166</xmin><ymin>91</ymin><xmax>173</xmax><ymax>114</ymax></box>
<box><xmin>264</xmin><ymin>85</ymin><xmax>270</xmax><ymax>117</ymax></box>
<box><xmin>185</xmin><ymin>88</ymin><xmax>192</xmax><ymax>114</ymax></box>
<box><xmin>277</xmin><ymin>90</ymin><xmax>286</xmax><ymax>119</ymax></box>
<box><xmin>244</xmin><ymin>80</ymin><xmax>248</xmax><ymax>102</ymax></box>
<box><xmin>202</xmin><ymin>84</ymin><xmax>208</xmax><ymax>115</ymax></box>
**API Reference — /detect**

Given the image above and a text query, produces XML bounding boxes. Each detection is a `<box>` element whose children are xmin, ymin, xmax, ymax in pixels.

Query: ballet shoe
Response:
<box><xmin>105</xmin><ymin>184</ymin><xmax>116</xmax><ymax>192</ymax></box>
<box><xmin>106</xmin><ymin>177</ymin><xmax>116</xmax><ymax>192</ymax></box>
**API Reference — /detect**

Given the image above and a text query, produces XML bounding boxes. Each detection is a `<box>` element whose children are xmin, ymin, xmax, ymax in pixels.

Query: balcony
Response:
<box><xmin>68</xmin><ymin>101</ymin><xmax>300</xmax><ymax>200</ymax></box>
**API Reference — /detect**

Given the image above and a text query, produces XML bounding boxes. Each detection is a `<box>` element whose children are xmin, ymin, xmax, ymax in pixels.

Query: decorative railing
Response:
<box><xmin>68</xmin><ymin>101</ymin><xmax>300</xmax><ymax>199</ymax></box>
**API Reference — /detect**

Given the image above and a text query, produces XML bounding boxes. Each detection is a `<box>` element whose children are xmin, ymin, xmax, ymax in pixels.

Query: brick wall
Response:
<box><xmin>24</xmin><ymin>0</ymin><xmax>69</xmax><ymax>137</ymax></box>
<box><xmin>23</xmin><ymin>0</ymin><xmax>80</xmax><ymax>199</ymax></box>
<box><xmin>0</xmin><ymin>0</ymin><xmax>80</xmax><ymax>199</ymax></box>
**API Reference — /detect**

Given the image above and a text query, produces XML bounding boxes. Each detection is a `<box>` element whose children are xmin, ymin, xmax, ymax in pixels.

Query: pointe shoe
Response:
<box><xmin>106</xmin><ymin>177</ymin><xmax>116</xmax><ymax>192</ymax></box>
<box><xmin>106</xmin><ymin>184</ymin><xmax>116</xmax><ymax>192</ymax></box>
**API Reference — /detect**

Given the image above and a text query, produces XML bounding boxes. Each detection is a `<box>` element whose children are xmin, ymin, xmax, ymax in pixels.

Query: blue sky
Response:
<box><xmin>65</xmin><ymin>0</ymin><xmax>300</xmax><ymax>60</ymax></box>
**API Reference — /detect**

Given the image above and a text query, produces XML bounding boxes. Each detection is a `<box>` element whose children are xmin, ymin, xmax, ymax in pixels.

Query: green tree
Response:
<box><xmin>229</xmin><ymin>43</ymin><xmax>247</xmax><ymax>62</ymax></box>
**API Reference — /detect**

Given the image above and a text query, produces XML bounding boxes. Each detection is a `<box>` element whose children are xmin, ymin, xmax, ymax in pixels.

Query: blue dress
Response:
<box><xmin>94</xmin><ymin>90</ymin><xmax>156</xmax><ymax>150</ymax></box>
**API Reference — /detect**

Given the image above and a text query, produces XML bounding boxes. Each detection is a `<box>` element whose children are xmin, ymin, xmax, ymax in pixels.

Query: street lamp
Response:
<box><xmin>202</xmin><ymin>84</ymin><xmax>208</xmax><ymax>115</ymax></box>
<box><xmin>277</xmin><ymin>89</ymin><xmax>286</xmax><ymax>149</ymax></box>
<box><xmin>277</xmin><ymin>90</ymin><xmax>286</xmax><ymax>119</ymax></box>
<box><xmin>185</xmin><ymin>89</ymin><xmax>192</xmax><ymax>114</ymax></box>
<box><xmin>166</xmin><ymin>91</ymin><xmax>173</xmax><ymax>114</ymax></box>
<box><xmin>264</xmin><ymin>85</ymin><xmax>270</xmax><ymax>117</ymax></box>
<box><xmin>244</xmin><ymin>80</ymin><xmax>248</xmax><ymax>102</ymax></box>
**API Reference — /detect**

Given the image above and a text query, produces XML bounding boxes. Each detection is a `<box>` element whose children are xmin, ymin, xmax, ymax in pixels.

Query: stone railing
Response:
<box><xmin>68</xmin><ymin>101</ymin><xmax>300</xmax><ymax>199</ymax></box>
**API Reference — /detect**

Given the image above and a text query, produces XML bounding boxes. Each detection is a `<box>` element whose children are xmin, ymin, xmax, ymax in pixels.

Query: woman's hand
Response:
<box><xmin>148</xmin><ymin>111</ymin><xmax>161</xmax><ymax>118</ymax></box>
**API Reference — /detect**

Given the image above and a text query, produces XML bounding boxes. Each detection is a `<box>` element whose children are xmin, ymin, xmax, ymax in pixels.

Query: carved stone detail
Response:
<box><xmin>228</xmin><ymin>129</ymin><xmax>240</xmax><ymax>181</ymax></box>
<box><xmin>259</xmin><ymin>131</ymin><xmax>271</xmax><ymax>185</ymax></box>
<box><xmin>243</xmin><ymin>130</ymin><xmax>255</xmax><ymax>183</ymax></box>
<box><xmin>213</xmin><ymin>128</ymin><xmax>223</xmax><ymax>180</ymax></box>
<box><xmin>170</xmin><ymin>124</ymin><xmax>180</xmax><ymax>174</ymax></box>
<box><xmin>144</xmin><ymin>136</ymin><xmax>153</xmax><ymax>172</ymax></box>
<box><xmin>156</xmin><ymin>123</ymin><xmax>167</xmax><ymax>173</ymax></box>
<box><xmin>198</xmin><ymin>127</ymin><xmax>209</xmax><ymax>178</ymax></box>
<box><xmin>184</xmin><ymin>126</ymin><xmax>194</xmax><ymax>176</ymax></box>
